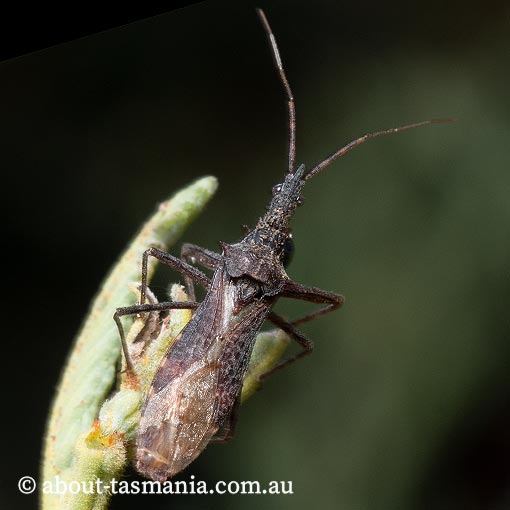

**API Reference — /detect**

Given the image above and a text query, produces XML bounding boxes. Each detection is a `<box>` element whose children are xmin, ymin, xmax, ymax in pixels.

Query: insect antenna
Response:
<box><xmin>304</xmin><ymin>118</ymin><xmax>455</xmax><ymax>181</ymax></box>
<box><xmin>256</xmin><ymin>8</ymin><xmax>296</xmax><ymax>175</ymax></box>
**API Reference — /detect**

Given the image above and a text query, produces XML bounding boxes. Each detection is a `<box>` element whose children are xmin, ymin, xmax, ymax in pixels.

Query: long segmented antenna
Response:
<box><xmin>256</xmin><ymin>8</ymin><xmax>454</xmax><ymax>180</ymax></box>
<box><xmin>257</xmin><ymin>8</ymin><xmax>296</xmax><ymax>174</ymax></box>
<box><xmin>305</xmin><ymin>118</ymin><xmax>455</xmax><ymax>180</ymax></box>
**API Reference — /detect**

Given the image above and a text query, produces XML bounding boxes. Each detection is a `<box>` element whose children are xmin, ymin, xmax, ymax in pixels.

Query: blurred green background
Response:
<box><xmin>2</xmin><ymin>1</ymin><xmax>509</xmax><ymax>509</ymax></box>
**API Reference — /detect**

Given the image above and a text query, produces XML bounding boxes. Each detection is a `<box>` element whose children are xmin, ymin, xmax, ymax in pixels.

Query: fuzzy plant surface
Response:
<box><xmin>41</xmin><ymin>176</ymin><xmax>290</xmax><ymax>510</ymax></box>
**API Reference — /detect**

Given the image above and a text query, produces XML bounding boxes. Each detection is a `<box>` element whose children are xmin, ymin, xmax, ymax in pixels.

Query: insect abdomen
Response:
<box><xmin>136</xmin><ymin>358</ymin><xmax>220</xmax><ymax>481</ymax></box>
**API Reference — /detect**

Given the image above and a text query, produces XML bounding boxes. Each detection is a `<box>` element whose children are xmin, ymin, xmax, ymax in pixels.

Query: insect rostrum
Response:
<box><xmin>114</xmin><ymin>8</ymin><xmax>452</xmax><ymax>482</ymax></box>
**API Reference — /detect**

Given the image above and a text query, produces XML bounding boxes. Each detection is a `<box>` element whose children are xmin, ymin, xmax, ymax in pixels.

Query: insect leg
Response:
<box><xmin>258</xmin><ymin>282</ymin><xmax>344</xmax><ymax>379</ymax></box>
<box><xmin>210</xmin><ymin>395</ymin><xmax>241</xmax><ymax>443</ymax></box>
<box><xmin>281</xmin><ymin>280</ymin><xmax>345</xmax><ymax>325</ymax></box>
<box><xmin>140</xmin><ymin>247</ymin><xmax>210</xmax><ymax>306</ymax></box>
<box><xmin>181</xmin><ymin>243</ymin><xmax>221</xmax><ymax>269</ymax></box>
<box><xmin>113</xmin><ymin>300</ymin><xmax>199</xmax><ymax>374</ymax></box>
<box><xmin>180</xmin><ymin>243</ymin><xmax>221</xmax><ymax>301</ymax></box>
<box><xmin>259</xmin><ymin>311</ymin><xmax>313</xmax><ymax>379</ymax></box>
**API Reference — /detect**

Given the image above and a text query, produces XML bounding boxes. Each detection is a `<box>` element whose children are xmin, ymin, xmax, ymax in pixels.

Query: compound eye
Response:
<box><xmin>280</xmin><ymin>234</ymin><xmax>294</xmax><ymax>268</ymax></box>
<box><xmin>272</xmin><ymin>183</ymin><xmax>283</xmax><ymax>196</ymax></box>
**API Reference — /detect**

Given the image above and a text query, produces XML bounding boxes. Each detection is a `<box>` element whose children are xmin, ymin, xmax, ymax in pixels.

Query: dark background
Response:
<box><xmin>2</xmin><ymin>1</ymin><xmax>509</xmax><ymax>509</ymax></box>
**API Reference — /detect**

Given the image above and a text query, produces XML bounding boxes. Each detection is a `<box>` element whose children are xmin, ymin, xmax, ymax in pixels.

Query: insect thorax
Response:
<box><xmin>220</xmin><ymin>240</ymin><xmax>287</xmax><ymax>296</ymax></box>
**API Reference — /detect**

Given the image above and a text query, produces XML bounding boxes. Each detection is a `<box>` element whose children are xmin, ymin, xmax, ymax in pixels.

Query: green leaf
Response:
<box><xmin>41</xmin><ymin>177</ymin><xmax>218</xmax><ymax>510</ymax></box>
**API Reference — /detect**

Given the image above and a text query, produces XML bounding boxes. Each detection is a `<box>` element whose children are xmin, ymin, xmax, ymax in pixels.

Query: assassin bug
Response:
<box><xmin>113</xmin><ymin>8</ymin><xmax>452</xmax><ymax>481</ymax></box>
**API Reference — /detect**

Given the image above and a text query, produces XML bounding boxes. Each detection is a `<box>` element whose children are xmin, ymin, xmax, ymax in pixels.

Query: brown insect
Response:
<box><xmin>114</xmin><ymin>9</ymin><xmax>452</xmax><ymax>481</ymax></box>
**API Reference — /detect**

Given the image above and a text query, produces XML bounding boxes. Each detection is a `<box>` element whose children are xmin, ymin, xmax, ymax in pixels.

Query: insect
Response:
<box><xmin>114</xmin><ymin>9</ymin><xmax>451</xmax><ymax>481</ymax></box>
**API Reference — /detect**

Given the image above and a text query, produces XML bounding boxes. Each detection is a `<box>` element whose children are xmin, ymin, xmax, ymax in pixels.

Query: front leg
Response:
<box><xmin>261</xmin><ymin>311</ymin><xmax>313</xmax><ymax>379</ymax></box>
<box><xmin>281</xmin><ymin>279</ymin><xmax>345</xmax><ymax>325</ymax></box>
<box><xmin>140</xmin><ymin>247</ymin><xmax>210</xmax><ymax>306</ymax></box>
<box><xmin>180</xmin><ymin>243</ymin><xmax>221</xmax><ymax>301</ymax></box>
<box><xmin>181</xmin><ymin>242</ymin><xmax>221</xmax><ymax>269</ymax></box>
<box><xmin>259</xmin><ymin>280</ymin><xmax>345</xmax><ymax>379</ymax></box>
